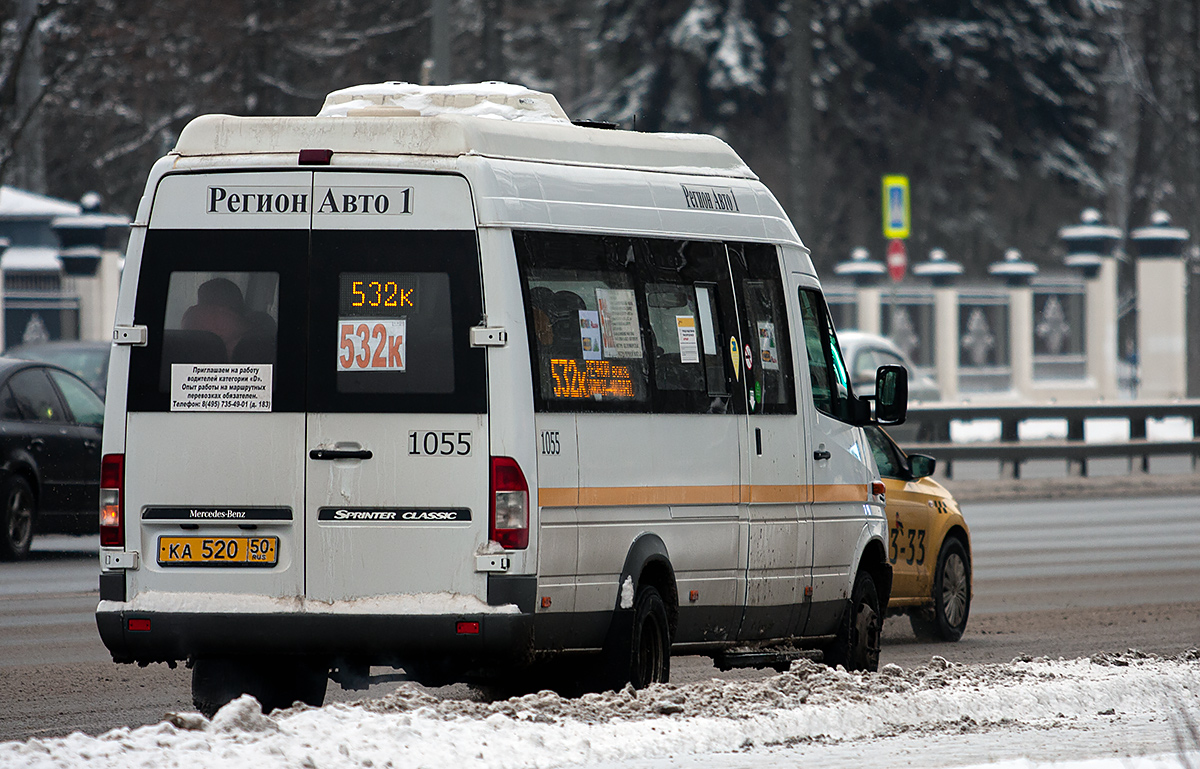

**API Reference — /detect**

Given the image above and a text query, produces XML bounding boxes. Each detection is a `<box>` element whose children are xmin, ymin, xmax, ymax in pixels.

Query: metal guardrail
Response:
<box><xmin>902</xmin><ymin>400</ymin><xmax>1200</xmax><ymax>480</ymax></box>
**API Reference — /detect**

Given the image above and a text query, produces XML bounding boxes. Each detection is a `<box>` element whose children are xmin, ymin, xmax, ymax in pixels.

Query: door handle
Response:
<box><xmin>309</xmin><ymin>448</ymin><xmax>373</xmax><ymax>460</ymax></box>
<box><xmin>813</xmin><ymin>449</ymin><xmax>831</xmax><ymax>461</ymax></box>
<box><xmin>28</xmin><ymin>438</ymin><xmax>45</xmax><ymax>451</ymax></box>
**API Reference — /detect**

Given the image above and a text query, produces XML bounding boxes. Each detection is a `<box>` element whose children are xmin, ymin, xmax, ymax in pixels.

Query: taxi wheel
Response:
<box><xmin>910</xmin><ymin>538</ymin><xmax>971</xmax><ymax>642</ymax></box>
<box><xmin>192</xmin><ymin>657</ymin><xmax>328</xmax><ymax>717</ymax></box>
<box><xmin>0</xmin><ymin>476</ymin><xmax>35</xmax><ymax>561</ymax></box>
<box><xmin>825</xmin><ymin>570</ymin><xmax>882</xmax><ymax>672</ymax></box>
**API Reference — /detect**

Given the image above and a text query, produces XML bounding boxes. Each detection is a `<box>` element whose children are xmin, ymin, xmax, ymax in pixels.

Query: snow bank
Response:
<box><xmin>318</xmin><ymin>82</ymin><xmax>572</xmax><ymax>124</ymax></box>
<box><xmin>4</xmin><ymin>651</ymin><xmax>1200</xmax><ymax>769</ymax></box>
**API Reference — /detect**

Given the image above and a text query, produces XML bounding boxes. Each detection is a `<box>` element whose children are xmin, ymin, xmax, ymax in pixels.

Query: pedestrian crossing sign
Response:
<box><xmin>882</xmin><ymin>175</ymin><xmax>910</xmax><ymax>239</ymax></box>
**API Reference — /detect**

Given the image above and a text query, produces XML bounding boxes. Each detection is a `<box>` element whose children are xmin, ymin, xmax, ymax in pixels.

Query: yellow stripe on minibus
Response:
<box><xmin>578</xmin><ymin>485</ymin><xmax>740</xmax><ymax>506</ymax></box>
<box><xmin>537</xmin><ymin>484</ymin><xmax>868</xmax><ymax>508</ymax></box>
<box><xmin>812</xmin><ymin>484</ymin><xmax>871</xmax><ymax>504</ymax></box>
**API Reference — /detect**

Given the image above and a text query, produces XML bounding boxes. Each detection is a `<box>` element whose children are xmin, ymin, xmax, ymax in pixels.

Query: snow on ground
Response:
<box><xmin>4</xmin><ymin>651</ymin><xmax>1200</xmax><ymax>769</ymax></box>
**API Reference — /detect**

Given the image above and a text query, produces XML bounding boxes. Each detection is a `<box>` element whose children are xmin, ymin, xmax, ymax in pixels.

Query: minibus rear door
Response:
<box><xmin>304</xmin><ymin>172</ymin><xmax>490</xmax><ymax>603</ymax></box>
<box><xmin>124</xmin><ymin>171</ymin><xmax>312</xmax><ymax>599</ymax></box>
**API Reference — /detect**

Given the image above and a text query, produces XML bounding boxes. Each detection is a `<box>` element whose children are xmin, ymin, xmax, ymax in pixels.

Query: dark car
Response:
<box><xmin>6</xmin><ymin>340</ymin><xmax>111</xmax><ymax>399</ymax></box>
<box><xmin>0</xmin><ymin>359</ymin><xmax>104</xmax><ymax>560</ymax></box>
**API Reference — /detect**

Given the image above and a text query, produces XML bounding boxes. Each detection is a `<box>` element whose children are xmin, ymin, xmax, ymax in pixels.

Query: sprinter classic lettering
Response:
<box><xmin>317</xmin><ymin>508</ymin><xmax>471</xmax><ymax>522</ymax></box>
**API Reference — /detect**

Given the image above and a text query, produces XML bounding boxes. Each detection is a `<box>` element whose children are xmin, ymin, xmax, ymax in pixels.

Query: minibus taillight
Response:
<box><xmin>100</xmin><ymin>454</ymin><xmax>124</xmax><ymax>548</ymax></box>
<box><xmin>490</xmin><ymin>456</ymin><xmax>529</xmax><ymax>550</ymax></box>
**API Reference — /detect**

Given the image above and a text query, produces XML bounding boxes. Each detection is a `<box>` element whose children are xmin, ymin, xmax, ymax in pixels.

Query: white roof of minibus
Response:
<box><xmin>164</xmin><ymin>83</ymin><xmax>813</xmax><ymax>272</ymax></box>
<box><xmin>172</xmin><ymin>82</ymin><xmax>755</xmax><ymax>180</ymax></box>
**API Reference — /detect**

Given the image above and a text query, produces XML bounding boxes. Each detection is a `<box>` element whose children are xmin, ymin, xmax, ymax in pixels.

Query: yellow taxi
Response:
<box><xmin>864</xmin><ymin>425</ymin><xmax>972</xmax><ymax>641</ymax></box>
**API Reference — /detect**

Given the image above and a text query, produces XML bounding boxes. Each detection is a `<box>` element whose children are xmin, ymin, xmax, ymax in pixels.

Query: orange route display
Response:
<box><xmin>550</xmin><ymin>359</ymin><xmax>635</xmax><ymax>399</ymax></box>
<box><xmin>340</xmin><ymin>272</ymin><xmax>418</xmax><ymax>315</ymax></box>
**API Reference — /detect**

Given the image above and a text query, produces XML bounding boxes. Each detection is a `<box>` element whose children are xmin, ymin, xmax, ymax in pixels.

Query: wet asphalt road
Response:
<box><xmin>3</xmin><ymin>494</ymin><xmax>1199</xmax><ymax>742</ymax></box>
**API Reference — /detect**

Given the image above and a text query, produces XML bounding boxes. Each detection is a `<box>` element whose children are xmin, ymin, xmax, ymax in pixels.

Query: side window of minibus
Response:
<box><xmin>797</xmin><ymin>288</ymin><xmax>851</xmax><ymax>420</ymax></box>
<box><xmin>729</xmin><ymin>243</ymin><xmax>795</xmax><ymax>414</ymax></box>
<box><xmin>515</xmin><ymin>231</ymin><xmax>652</xmax><ymax>410</ymax></box>
<box><xmin>639</xmin><ymin>238</ymin><xmax>734</xmax><ymax>414</ymax></box>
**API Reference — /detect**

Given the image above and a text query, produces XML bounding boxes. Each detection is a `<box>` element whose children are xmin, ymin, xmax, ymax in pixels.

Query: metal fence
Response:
<box><xmin>902</xmin><ymin>400</ymin><xmax>1200</xmax><ymax>479</ymax></box>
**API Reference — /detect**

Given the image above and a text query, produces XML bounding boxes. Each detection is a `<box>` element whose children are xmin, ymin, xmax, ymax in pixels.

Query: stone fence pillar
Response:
<box><xmin>834</xmin><ymin>247</ymin><xmax>884</xmax><ymax>334</ymax></box>
<box><xmin>989</xmin><ymin>249</ymin><xmax>1038</xmax><ymax>400</ymax></box>
<box><xmin>1059</xmin><ymin>208</ymin><xmax>1122</xmax><ymax>400</ymax></box>
<box><xmin>912</xmin><ymin>248</ymin><xmax>962</xmax><ymax>401</ymax></box>
<box><xmin>52</xmin><ymin>197</ymin><xmax>128</xmax><ymax>343</ymax></box>
<box><xmin>1130</xmin><ymin>211</ymin><xmax>1189</xmax><ymax>400</ymax></box>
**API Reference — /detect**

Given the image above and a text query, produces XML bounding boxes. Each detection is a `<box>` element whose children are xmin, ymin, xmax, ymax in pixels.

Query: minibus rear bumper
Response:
<box><xmin>95</xmin><ymin>609</ymin><xmax>535</xmax><ymax>668</ymax></box>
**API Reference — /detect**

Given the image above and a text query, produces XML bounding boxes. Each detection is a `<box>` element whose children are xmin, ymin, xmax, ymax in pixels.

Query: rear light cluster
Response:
<box><xmin>100</xmin><ymin>454</ymin><xmax>124</xmax><ymax>548</ymax></box>
<box><xmin>489</xmin><ymin>456</ymin><xmax>529</xmax><ymax>550</ymax></box>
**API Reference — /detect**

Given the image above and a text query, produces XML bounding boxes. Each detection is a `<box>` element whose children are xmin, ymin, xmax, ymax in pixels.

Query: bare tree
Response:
<box><xmin>787</xmin><ymin>0</ymin><xmax>814</xmax><ymax>239</ymax></box>
<box><xmin>0</xmin><ymin>0</ymin><xmax>88</xmax><ymax>190</ymax></box>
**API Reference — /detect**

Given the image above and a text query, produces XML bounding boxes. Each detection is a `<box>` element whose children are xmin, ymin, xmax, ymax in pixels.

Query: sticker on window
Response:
<box><xmin>757</xmin><ymin>321</ymin><xmax>780</xmax><ymax>371</ymax></box>
<box><xmin>676</xmin><ymin>316</ymin><xmax>700</xmax><ymax>364</ymax></box>
<box><xmin>579</xmin><ymin>310</ymin><xmax>602</xmax><ymax>361</ymax></box>
<box><xmin>338</xmin><ymin>319</ymin><xmax>406</xmax><ymax>371</ymax></box>
<box><xmin>171</xmin><ymin>364</ymin><xmax>273</xmax><ymax>412</ymax></box>
<box><xmin>595</xmin><ymin>288</ymin><xmax>642</xmax><ymax>359</ymax></box>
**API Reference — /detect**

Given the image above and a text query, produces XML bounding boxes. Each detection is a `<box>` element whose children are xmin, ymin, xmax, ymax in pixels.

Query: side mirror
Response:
<box><xmin>873</xmin><ymin>364</ymin><xmax>908</xmax><ymax>425</ymax></box>
<box><xmin>908</xmin><ymin>453</ymin><xmax>936</xmax><ymax>479</ymax></box>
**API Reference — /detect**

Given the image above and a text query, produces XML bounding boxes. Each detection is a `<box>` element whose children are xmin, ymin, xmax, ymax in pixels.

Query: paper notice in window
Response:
<box><xmin>171</xmin><ymin>364</ymin><xmax>273</xmax><ymax>412</ymax></box>
<box><xmin>676</xmin><ymin>316</ymin><xmax>700</xmax><ymax>363</ymax></box>
<box><xmin>337</xmin><ymin>318</ymin><xmax>406</xmax><ymax>371</ymax></box>
<box><xmin>757</xmin><ymin>321</ymin><xmax>780</xmax><ymax>370</ymax></box>
<box><xmin>595</xmin><ymin>288</ymin><xmax>643</xmax><ymax>359</ymax></box>
<box><xmin>579</xmin><ymin>310</ymin><xmax>602</xmax><ymax>361</ymax></box>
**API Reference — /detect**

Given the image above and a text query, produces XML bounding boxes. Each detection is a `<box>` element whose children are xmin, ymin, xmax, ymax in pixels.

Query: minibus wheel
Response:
<box><xmin>192</xmin><ymin>656</ymin><xmax>328</xmax><ymax>717</ymax></box>
<box><xmin>0</xmin><ymin>475</ymin><xmax>34</xmax><ymax>561</ymax></box>
<box><xmin>599</xmin><ymin>584</ymin><xmax>671</xmax><ymax>691</ymax></box>
<box><xmin>910</xmin><ymin>537</ymin><xmax>971</xmax><ymax>642</ymax></box>
<box><xmin>825</xmin><ymin>570</ymin><xmax>882</xmax><ymax>672</ymax></box>
<box><xmin>630</xmin><ymin>586</ymin><xmax>671</xmax><ymax>688</ymax></box>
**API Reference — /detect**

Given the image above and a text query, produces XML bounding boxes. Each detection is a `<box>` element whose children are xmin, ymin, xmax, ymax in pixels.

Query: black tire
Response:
<box><xmin>910</xmin><ymin>537</ymin><xmax>971</xmax><ymax>642</ymax></box>
<box><xmin>599</xmin><ymin>585</ymin><xmax>672</xmax><ymax>691</ymax></box>
<box><xmin>192</xmin><ymin>656</ymin><xmax>327</xmax><ymax>717</ymax></box>
<box><xmin>825</xmin><ymin>570</ymin><xmax>882</xmax><ymax>672</ymax></box>
<box><xmin>0</xmin><ymin>475</ymin><xmax>34</xmax><ymax>561</ymax></box>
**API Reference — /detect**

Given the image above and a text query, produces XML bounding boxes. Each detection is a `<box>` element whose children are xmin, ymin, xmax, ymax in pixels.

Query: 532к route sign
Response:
<box><xmin>882</xmin><ymin>175</ymin><xmax>910</xmax><ymax>239</ymax></box>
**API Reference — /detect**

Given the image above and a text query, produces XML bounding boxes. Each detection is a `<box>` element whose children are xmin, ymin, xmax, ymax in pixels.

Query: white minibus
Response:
<box><xmin>96</xmin><ymin>83</ymin><xmax>907</xmax><ymax>714</ymax></box>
